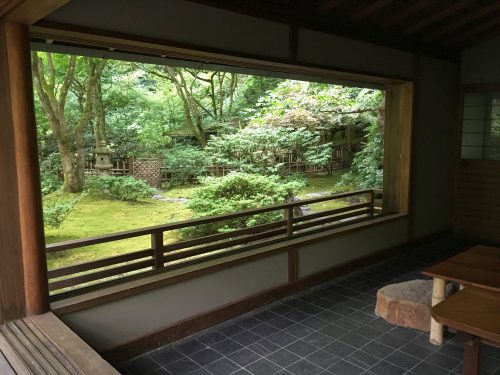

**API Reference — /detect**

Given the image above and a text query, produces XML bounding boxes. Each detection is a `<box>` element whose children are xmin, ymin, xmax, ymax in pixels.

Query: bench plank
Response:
<box><xmin>431</xmin><ymin>287</ymin><xmax>500</xmax><ymax>344</ymax></box>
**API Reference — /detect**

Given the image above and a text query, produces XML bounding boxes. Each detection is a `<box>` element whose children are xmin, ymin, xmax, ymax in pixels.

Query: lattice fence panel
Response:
<box><xmin>132</xmin><ymin>158</ymin><xmax>161</xmax><ymax>187</ymax></box>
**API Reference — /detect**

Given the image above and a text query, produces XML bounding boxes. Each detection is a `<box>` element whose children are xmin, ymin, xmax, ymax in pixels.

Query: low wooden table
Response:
<box><xmin>431</xmin><ymin>287</ymin><xmax>500</xmax><ymax>375</ymax></box>
<box><xmin>422</xmin><ymin>245</ymin><xmax>500</xmax><ymax>345</ymax></box>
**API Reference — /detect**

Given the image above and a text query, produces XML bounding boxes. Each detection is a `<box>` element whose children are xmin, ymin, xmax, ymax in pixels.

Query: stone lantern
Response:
<box><xmin>94</xmin><ymin>141</ymin><xmax>113</xmax><ymax>175</ymax></box>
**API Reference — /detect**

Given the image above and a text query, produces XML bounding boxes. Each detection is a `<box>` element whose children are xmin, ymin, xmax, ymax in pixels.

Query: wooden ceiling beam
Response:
<box><xmin>352</xmin><ymin>0</ymin><xmax>395</xmax><ymax>22</ymax></box>
<box><xmin>446</xmin><ymin>17</ymin><xmax>500</xmax><ymax>45</ymax></box>
<box><xmin>2</xmin><ymin>0</ymin><xmax>69</xmax><ymax>24</ymax></box>
<box><xmin>427</xmin><ymin>2</ymin><xmax>500</xmax><ymax>41</ymax></box>
<box><xmin>319</xmin><ymin>0</ymin><xmax>344</xmax><ymax>14</ymax></box>
<box><xmin>380</xmin><ymin>1</ymin><xmax>432</xmax><ymax>29</ymax></box>
<box><xmin>404</xmin><ymin>0</ymin><xmax>475</xmax><ymax>35</ymax></box>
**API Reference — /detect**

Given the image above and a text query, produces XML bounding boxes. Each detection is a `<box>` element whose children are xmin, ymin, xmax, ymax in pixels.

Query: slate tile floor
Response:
<box><xmin>119</xmin><ymin>238</ymin><xmax>500</xmax><ymax>375</ymax></box>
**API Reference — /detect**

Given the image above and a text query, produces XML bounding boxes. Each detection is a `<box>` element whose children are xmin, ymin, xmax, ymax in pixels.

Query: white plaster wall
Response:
<box><xmin>461</xmin><ymin>35</ymin><xmax>500</xmax><ymax>85</ymax></box>
<box><xmin>60</xmin><ymin>253</ymin><xmax>288</xmax><ymax>351</ymax></box>
<box><xmin>298</xmin><ymin>219</ymin><xmax>408</xmax><ymax>278</ymax></box>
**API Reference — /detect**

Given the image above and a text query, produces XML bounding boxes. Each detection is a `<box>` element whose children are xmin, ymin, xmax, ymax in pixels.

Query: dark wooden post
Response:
<box><xmin>463</xmin><ymin>335</ymin><xmax>480</xmax><ymax>375</ymax></box>
<box><xmin>369</xmin><ymin>189</ymin><xmax>375</xmax><ymax>217</ymax></box>
<box><xmin>0</xmin><ymin>21</ymin><xmax>49</xmax><ymax>320</ymax></box>
<box><xmin>151</xmin><ymin>231</ymin><xmax>164</xmax><ymax>269</ymax></box>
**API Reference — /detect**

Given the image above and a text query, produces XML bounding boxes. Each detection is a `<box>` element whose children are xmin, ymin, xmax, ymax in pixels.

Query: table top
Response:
<box><xmin>422</xmin><ymin>245</ymin><xmax>500</xmax><ymax>292</ymax></box>
<box><xmin>431</xmin><ymin>286</ymin><xmax>500</xmax><ymax>344</ymax></box>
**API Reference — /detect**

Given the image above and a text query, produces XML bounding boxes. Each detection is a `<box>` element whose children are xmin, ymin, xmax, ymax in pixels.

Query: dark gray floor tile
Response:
<box><xmin>267</xmin><ymin>348</ymin><xmax>301</xmax><ymax>367</ymax></box>
<box><xmin>370</xmin><ymin>360</ymin><xmax>406</xmax><ymax>375</ymax></box>
<box><xmin>126</xmin><ymin>355</ymin><xmax>161</xmax><ymax>374</ymax></box>
<box><xmin>301</xmin><ymin>317</ymin><xmax>329</xmax><ymax>330</ymax></box>
<box><xmin>411</xmin><ymin>361</ymin><xmax>450</xmax><ymax>375</ymax></box>
<box><xmin>328</xmin><ymin>359</ymin><xmax>365</xmax><ymax>375</ymax></box>
<box><xmin>237</xmin><ymin>316</ymin><xmax>263</xmax><ymax>329</ymax></box>
<box><xmin>388</xmin><ymin>326</ymin><xmax>421</xmax><ymax>341</ymax></box>
<box><xmin>251</xmin><ymin>323</ymin><xmax>280</xmax><ymax>337</ymax></box>
<box><xmin>284</xmin><ymin>309</ymin><xmax>310</xmax><ymax>323</ymax></box>
<box><xmin>302</xmin><ymin>332</ymin><xmax>333</xmax><ymax>348</ymax></box>
<box><xmin>196</xmin><ymin>331</ymin><xmax>226</xmax><ymax>346</ymax></box>
<box><xmin>246</xmin><ymin>358</ymin><xmax>281</xmax><ymax>375</ymax></box>
<box><xmin>426</xmin><ymin>352</ymin><xmax>461</xmax><ymax>370</ymax></box>
<box><xmin>287</xmin><ymin>323</ymin><xmax>316</xmax><ymax>339</ymax></box>
<box><xmin>286</xmin><ymin>340</ymin><xmax>318</xmax><ymax>357</ymax></box>
<box><xmin>315</xmin><ymin>310</ymin><xmax>342</xmax><ymax>323</ymax></box>
<box><xmin>306</xmin><ymin>349</ymin><xmax>338</xmax><ymax>369</ymax></box>
<box><xmin>248</xmin><ymin>338</ymin><xmax>280</xmax><ymax>356</ymax></box>
<box><xmin>227</xmin><ymin>348</ymin><xmax>261</xmax><ymax>367</ymax></box>
<box><xmin>190</xmin><ymin>348</ymin><xmax>222</xmax><ymax>366</ymax></box>
<box><xmin>319</xmin><ymin>324</ymin><xmax>349</xmax><ymax>339</ymax></box>
<box><xmin>212</xmin><ymin>338</ymin><xmax>244</xmax><ymax>355</ymax></box>
<box><xmin>149</xmin><ymin>347</ymin><xmax>184</xmax><ymax>366</ymax></box>
<box><xmin>253</xmin><ymin>310</ymin><xmax>279</xmax><ymax>322</ymax></box>
<box><xmin>146</xmin><ymin>369</ymin><xmax>172</xmax><ymax>375</ymax></box>
<box><xmin>339</xmin><ymin>333</ymin><xmax>370</xmax><ymax>348</ymax></box>
<box><xmin>232</xmin><ymin>369</ymin><xmax>253</xmax><ymax>375</ymax></box>
<box><xmin>335</xmin><ymin>318</ymin><xmax>363</xmax><ymax>331</ymax></box>
<box><xmin>232</xmin><ymin>330</ymin><xmax>262</xmax><ymax>346</ymax></box>
<box><xmin>286</xmin><ymin>359</ymin><xmax>323</xmax><ymax>375</ymax></box>
<box><xmin>323</xmin><ymin>340</ymin><xmax>356</xmax><ymax>357</ymax></box>
<box><xmin>353</xmin><ymin>325</ymin><xmax>384</xmax><ymax>340</ymax></box>
<box><xmin>375</xmin><ymin>333</ymin><xmax>407</xmax><ymax>349</ymax></box>
<box><xmin>399</xmin><ymin>342</ymin><xmax>433</xmax><ymax>359</ymax></box>
<box><xmin>347</xmin><ymin>311</ymin><xmax>376</xmax><ymax>324</ymax></box>
<box><xmin>360</xmin><ymin>341</ymin><xmax>394</xmax><ymax>358</ymax></box>
<box><xmin>269</xmin><ymin>316</ymin><xmax>296</xmax><ymax>330</ymax></box>
<box><xmin>298</xmin><ymin>304</ymin><xmax>324</xmax><ymax>316</ymax></box>
<box><xmin>385</xmin><ymin>351</ymin><xmax>421</xmax><ymax>370</ymax></box>
<box><xmin>217</xmin><ymin>323</ymin><xmax>246</xmax><ymax>337</ymax></box>
<box><xmin>346</xmin><ymin>349</ymin><xmax>380</xmax><ymax>369</ymax></box>
<box><xmin>268</xmin><ymin>331</ymin><xmax>298</xmax><ymax>346</ymax></box>
<box><xmin>164</xmin><ymin>358</ymin><xmax>202</xmax><ymax>375</ymax></box>
<box><xmin>175</xmin><ymin>339</ymin><xmax>207</xmax><ymax>355</ymax></box>
<box><xmin>205</xmin><ymin>357</ymin><xmax>240</xmax><ymax>375</ymax></box>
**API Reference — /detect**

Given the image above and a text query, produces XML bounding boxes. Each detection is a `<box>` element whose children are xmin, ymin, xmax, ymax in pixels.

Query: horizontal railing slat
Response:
<box><xmin>48</xmin><ymin>259</ymin><xmax>155</xmax><ymax>291</ymax></box>
<box><xmin>47</xmin><ymin>249</ymin><xmax>154</xmax><ymax>279</ymax></box>
<box><xmin>164</xmin><ymin>221</ymin><xmax>287</xmax><ymax>252</ymax></box>
<box><xmin>163</xmin><ymin>227</ymin><xmax>287</xmax><ymax>263</ymax></box>
<box><xmin>45</xmin><ymin>189</ymin><xmax>371</xmax><ymax>253</ymax></box>
<box><xmin>293</xmin><ymin>202</ymin><xmax>370</xmax><ymax>224</ymax></box>
<box><xmin>294</xmin><ymin>208</ymin><xmax>371</xmax><ymax>232</ymax></box>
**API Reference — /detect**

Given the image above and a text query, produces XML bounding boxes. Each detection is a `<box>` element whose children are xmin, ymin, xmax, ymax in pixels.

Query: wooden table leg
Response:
<box><xmin>430</xmin><ymin>277</ymin><xmax>446</xmax><ymax>345</ymax></box>
<box><xmin>463</xmin><ymin>335</ymin><xmax>480</xmax><ymax>375</ymax></box>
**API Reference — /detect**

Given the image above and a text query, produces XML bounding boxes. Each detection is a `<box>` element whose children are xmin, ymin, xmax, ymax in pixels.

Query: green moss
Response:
<box><xmin>44</xmin><ymin>193</ymin><xmax>193</xmax><ymax>270</ymax></box>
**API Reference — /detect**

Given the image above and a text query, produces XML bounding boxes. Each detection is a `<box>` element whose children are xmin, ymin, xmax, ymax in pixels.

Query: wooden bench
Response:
<box><xmin>423</xmin><ymin>245</ymin><xmax>500</xmax><ymax>345</ymax></box>
<box><xmin>431</xmin><ymin>287</ymin><xmax>500</xmax><ymax>375</ymax></box>
<box><xmin>0</xmin><ymin>312</ymin><xmax>119</xmax><ymax>374</ymax></box>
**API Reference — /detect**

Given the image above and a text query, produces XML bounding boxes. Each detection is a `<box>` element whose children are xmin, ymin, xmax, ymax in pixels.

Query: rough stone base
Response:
<box><xmin>375</xmin><ymin>279</ymin><xmax>453</xmax><ymax>332</ymax></box>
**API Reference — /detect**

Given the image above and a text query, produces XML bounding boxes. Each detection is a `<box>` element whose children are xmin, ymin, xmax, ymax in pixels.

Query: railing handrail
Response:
<box><xmin>46</xmin><ymin>189</ymin><xmax>373</xmax><ymax>253</ymax></box>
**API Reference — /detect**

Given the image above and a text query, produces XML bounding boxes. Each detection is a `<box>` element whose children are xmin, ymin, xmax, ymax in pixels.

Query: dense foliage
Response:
<box><xmin>163</xmin><ymin>144</ymin><xmax>206</xmax><ymax>184</ymax></box>
<box><xmin>186</xmin><ymin>173</ymin><xmax>305</xmax><ymax>233</ymax></box>
<box><xmin>339</xmin><ymin>122</ymin><xmax>383</xmax><ymax>189</ymax></box>
<box><xmin>204</xmin><ymin>126</ymin><xmax>331</xmax><ymax>175</ymax></box>
<box><xmin>85</xmin><ymin>176</ymin><xmax>155</xmax><ymax>201</ymax></box>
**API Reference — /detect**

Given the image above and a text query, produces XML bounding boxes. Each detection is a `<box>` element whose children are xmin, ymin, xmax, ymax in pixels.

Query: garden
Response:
<box><xmin>33</xmin><ymin>52</ymin><xmax>385</xmax><ymax>272</ymax></box>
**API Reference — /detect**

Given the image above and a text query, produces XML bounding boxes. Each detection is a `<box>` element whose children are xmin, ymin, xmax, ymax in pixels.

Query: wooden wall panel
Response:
<box><xmin>454</xmin><ymin>159</ymin><xmax>500</xmax><ymax>243</ymax></box>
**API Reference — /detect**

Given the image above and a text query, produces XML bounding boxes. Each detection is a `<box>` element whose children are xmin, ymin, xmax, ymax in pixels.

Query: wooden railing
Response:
<box><xmin>46</xmin><ymin>189</ymin><xmax>376</xmax><ymax>301</ymax></box>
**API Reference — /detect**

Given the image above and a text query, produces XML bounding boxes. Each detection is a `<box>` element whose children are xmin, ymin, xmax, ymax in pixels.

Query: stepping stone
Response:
<box><xmin>375</xmin><ymin>279</ymin><xmax>454</xmax><ymax>332</ymax></box>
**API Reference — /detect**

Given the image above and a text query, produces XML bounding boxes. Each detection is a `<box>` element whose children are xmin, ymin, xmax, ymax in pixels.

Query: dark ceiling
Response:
<box><xmin>188</xmin><ymin>0</ymin><xmax>500</xmax><ymax>60</ymax></box>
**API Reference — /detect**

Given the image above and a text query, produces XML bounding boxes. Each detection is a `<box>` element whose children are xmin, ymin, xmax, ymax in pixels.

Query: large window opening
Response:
<box><xmin>32</xmin><ymin>49</ymin><xmax>410</xmax><ymax>301</ymax></box>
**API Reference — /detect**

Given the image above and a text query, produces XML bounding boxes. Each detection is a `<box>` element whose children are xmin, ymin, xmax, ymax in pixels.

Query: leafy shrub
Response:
<box><xmin>186</xmin><ymin>173</ymin><xmax>305</xmax><ymax>235</ymax></box>
<box><xmin>85</xmin><ymin>176</ymin><xmax>155</xmax><ymax>201</ymax></box>
<box><xmin>339</xmin><ymin>122</ymin><xmax>383</xmax><ymax>189</ymax></box>
<box><xmin>164</xmin><ymin>145</ymin><xmax>206</xmax><ymax>184</ymax></box>
<box><xmin>205</xmin><ymin>126</ymin><xmax>332</xmax><ymax>176</ymax></box>
<box><xmin>43</xmin><ymin>194</ymin><xmax>83</xmax><ymax>228</ymax></box>
<box><xmin>40</xmin><ymin>172</ymin><xmax>62</xmax><ymax>196</ymax></box>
